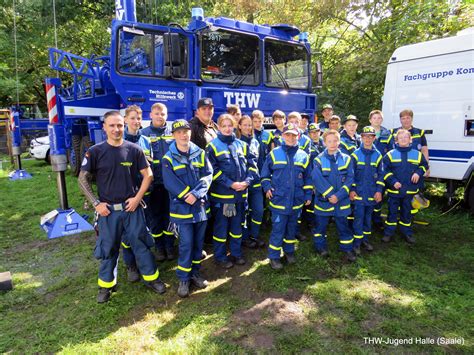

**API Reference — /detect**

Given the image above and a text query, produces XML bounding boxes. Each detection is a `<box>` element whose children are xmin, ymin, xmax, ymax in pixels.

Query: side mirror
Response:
<box><xmin>164</xmin><ymin>33</ymin><xmax>183</xmax><ymax>77</ymax></box>
<box><xmin>313</xmin><ymin>60</ymin><xmax>323</xmax><ymax>89</ymax></box>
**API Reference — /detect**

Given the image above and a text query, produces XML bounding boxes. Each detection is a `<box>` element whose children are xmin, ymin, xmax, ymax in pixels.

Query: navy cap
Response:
<box><xmin>361</xmin><ymin>126</ymin><xmax>376</xmax><ymax>135</ymax></box>
<box><xmin>344</xmin><ymin>114</ymin><xmax>359</xmax><ymax>123</ymax></box>
<box><xmin>171</xmin><ymin>119</ymin><xmax>191</xmax><ymax>133</ymax></box>
<box><xmin>321</xmin><ymin>104</ymin><xmax>333</xmax><ymax>111</ymax></box>
<box><xmin>197</xmin><ymin>97</ymin><xmax>214</xmax><ymax>108</ymax></box>
<box><xmin>282</xmin><ymin>123</ymin><xmax>299</xmax><ymax>135</ymax></box>
<box><xmin>308</xmin><ymin>123</ymin><xmax>321</xmax><ymax>132</ymax></box>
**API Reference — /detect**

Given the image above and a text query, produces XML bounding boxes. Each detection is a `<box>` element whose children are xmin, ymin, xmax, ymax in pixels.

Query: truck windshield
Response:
<box><xmin>201</xmin><ymin>29</ymin><xmax>259</xmax><ymax>85</ymax></box>
<box><xmin>264</xmin><ymin>39</ymin><xmax>309</xmax><ymax>90</ymax></box>
<box><xmin>117</xmin><ymin>27</ymin><xmax>187</xmax><ymax>77</ymax></box>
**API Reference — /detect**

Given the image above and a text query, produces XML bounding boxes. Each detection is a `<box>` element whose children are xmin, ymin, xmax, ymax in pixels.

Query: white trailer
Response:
<box><xmin>382</xmin><ymin>28</ymin><xmax>474</xmax><ymax>211</ymax></box>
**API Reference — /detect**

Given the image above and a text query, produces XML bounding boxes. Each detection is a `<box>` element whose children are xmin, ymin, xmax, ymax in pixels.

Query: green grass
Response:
<box><xmin>1</xmin><ymin>159</ymin><xmax>473</xmax><ymax>353</ymax></box>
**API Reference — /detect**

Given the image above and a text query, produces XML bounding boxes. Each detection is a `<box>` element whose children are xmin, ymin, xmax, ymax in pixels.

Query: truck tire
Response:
<box><xmin>68</xmin><ymin>135</ymin><xmax>83</xmax><ymax>176</ymax></box>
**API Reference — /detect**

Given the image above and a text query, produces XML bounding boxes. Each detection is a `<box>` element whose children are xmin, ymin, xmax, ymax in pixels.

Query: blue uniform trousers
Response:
<box><xmin>121</xmin><ymin>239</ymin><xmax>136</xmax><ymax>267</ymax></box>
<box><xmin>384</xmin><ymin>196</ymin><xmax>413</xmax><ymax>237</ymax></box>
<box><xmin>242</xmin><ymin>188</ymin><xmax>264</xmax><ymax>241</ymax></box>
<box><xmin>95</xmin><ymin>207</ymin><xmax>158</xmax><ymax>288</ymax></box>
<box><xmin>212</xmin><ymin>202</ymin><xmax>245</xmax><ymax>262</ymax></box>
<box><xmin>372</xmin><ymin>200</ymin><xmax>383</xmax><ymax>224</ymax></box>
<box><xmin>145</xmin><ymin>185</ymin><xmax>175</xmax><ymax>252</ymax></box>
<box><xmin>353</xmin><ymin>204</ymin><xmax>374</xmax><ymax>247</ymax></box>
<box><xmin>313</xmin><ymin>215</ymin><xmax>353</xmax><ymax>252</ymax></box>
<box><xmin>268</xmin><ymin>212</ymin><xmax>298</xmax><ymax>260</ymax></box>
<box><xmin>176</xmin><ymin>221</ymin><xmax>207</xmax><ymax>281</ymax></box>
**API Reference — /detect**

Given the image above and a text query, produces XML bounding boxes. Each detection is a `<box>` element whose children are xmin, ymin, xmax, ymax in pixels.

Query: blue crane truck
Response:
<box><xmin>46</xmin><ymin>1</ymin><xmax>320</xmax><ymax>175</ymax></box>
<box><xmin>29</xmin><ymin>0</ymin><xmax>320</xmax><ymax>238</ymax></box>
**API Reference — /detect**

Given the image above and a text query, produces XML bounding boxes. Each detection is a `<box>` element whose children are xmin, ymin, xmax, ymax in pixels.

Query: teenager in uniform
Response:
<box><xmin>339</xmin><ymin>115</ymin><xmax>360</xmax><ymax>155</ymax></box>
<box><xmin>319</xmin><ymin>104</ymin><xmax>334</xmax><ymax>132</ymax></box>
<box><xmin>382</xmin><ymin>129</ymin><xmax>429</xmax><ymax>244</ymax></box>
<box><xmin>349</xmin><ymin>126</ymin><xmax>384</xmax><ymax>255</ymax></box>
<box><xmin>312</xmin><ymin>129</ymin><xmax>356</xmax><ymax>262</ymax></box>
<box><xmin>207</xmin><ymin>114</ymin><xmax>257</xmax><ymax>269</ymax></box>
<box><xmin>368</xmin><ymin>109</ymin><xmax>393</xmax><ymax>227</ymax></box>
<box><xmin>299</xmin><ymin>113</ymin><xmax>310</xmax><ymax>136</ymax></box>
<box><xmin>261</xmin><ymin>123</ymin><xmax>312</xmax><ymax>270</ymax></box>
<box><xmin>79</xmin><ymin>111</ymin><xmax>166</xmax><ymax>303</ymax></box>
<box><xmin>251</xmin><ymin>110</ymin><xmax>271</xmax><ymax>170</ymax></box>
<box><xmin>270</xmin><ymin>110</ymin><xmax>286</xmax><ymax>150</ymax></box>
<box><xmin>141</xmin><ymin>103</ymin><xmax>175</xmax><ymax>261</ymax></box>
<box><xmin>287</xmin><ymin>111</ymin><xmax>311</xmax><ymax>154</ymax></box>
<box><xmin>328</xmin><ymin>115</ymin><xmax>342</xmax><ymax>132</ymax></box>
<box><xmin>238</xmin><ymin>115</ymin><xmax>264</xmax><ymax>248</ymax></box>
<box><xmin>162</xmin><ymin>120</ymin><xmax>213</xmax><ymax>298</ymax></box>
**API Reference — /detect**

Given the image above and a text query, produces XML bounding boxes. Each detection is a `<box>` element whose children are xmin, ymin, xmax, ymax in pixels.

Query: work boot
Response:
<box><xmin>317</xmin><ymin>249</ymin><xmax>329</xmax><ymax>258</ymax></box>
<box><xmin>242</xmin><ymin>238</ymin><xmax>257</xmax><ymax>249</ymax></box>
<box><xmin>155</xmin><ymin>248</ymin><xmax>166</xmax><ymax>262</ymax></box>
<box><xmin>230</xmin><ymin>255</ymin><xmax>246</xmax><ymax>265</ymax></box>
<box><xmin>177</xmin><ymin>281</ymin><xmax>190</xmax><ymax>298</ymax></box>
<box><xmin>285</xmin><ymin>253</ymin><xmax>296</xmax><ymax>264</ymax></box>
<box><xmin>342</xmin><ymin>251</ymin><xmax>357</xmax><ymax>263</ymax></box>
<box><xmin>269</xmin><ymin>258</ymin><xmax>283</xmax><ymax>270</ymax></box>
<box><xmin>404</xmin><ymin>235</ymin><xmax>416</xmax><ymax>244</ymax></box>
<box><xmin>126</xmin><ymin>264</ymin><xmax>140</xmax><ymax>283</ymax></box>
<box><xmin>190</xmin><ymin>273</ymin><xmax>209</xmax><ymax>289</ymax></box>
<box><xmin>251</xmin><ymin>237</ymin><xmax>266</xmax><ymax>248</ymax></box>
<box><xmin>166</xmin><ymin>248</ymin><xmax>176</xmax><ymax>261</ymax></box>
<box><xmin>353</xmin><ymin>246</ymin><xmax>361</xmax><ymax>256</ymax></box>
<box><xmin>296</xmin><ymin>234</ymin><xmax>307</xmax><ymax>241</ymax></box>
<box><xmin>97</xmin><ymin>286</ymin><xmax>116</xmax><ymax>304</ymax></box>
<box><xmin>215</xmin><ymin>259</ymin><xmax>234</xmax><ymax>269</ymax></box>
<box><xmin>382</xmin><ymin>235</ymin><xmax>391</xmax><ymax>243</ymax></box>
<box><xmin>146</xmin><ymin>279</ymin><xmax>166</xmax><ymax>294</ymax></box>
<box><xmin>361</xmin><ymin>240</ymin><xmax>374</xmax><ymax>251</ymax></box>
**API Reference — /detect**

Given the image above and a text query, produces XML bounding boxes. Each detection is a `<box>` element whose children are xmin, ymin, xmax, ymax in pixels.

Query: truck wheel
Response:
<box><xmin>68</xmin><ymin>135</ymin><xmax>82</xmax><ymax>176</ymax></box>
<box><xmin>45</xmin><ymin>149</ymin><xmax>51</xmax><ymax>164</ymax></box>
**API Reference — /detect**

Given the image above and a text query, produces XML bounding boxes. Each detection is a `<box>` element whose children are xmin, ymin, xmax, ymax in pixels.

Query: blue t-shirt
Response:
<box><xmin>81</xmin><ymin>140</ymin><xmax>149</xmax><ymax>204</ymax></box>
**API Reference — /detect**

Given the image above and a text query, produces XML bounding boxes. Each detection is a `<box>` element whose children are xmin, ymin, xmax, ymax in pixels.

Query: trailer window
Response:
<box><xmin>264</xmin><ymin>39</ymin><xmax>309</xmax><ymax>90</ymax></box>
<box><xmin>117</xmin><ymin>28</ymin><xmax>187</xmax><ymax>78</ymax></box>
<box><xmin>201</xmin><ymin>29</ymin><xmax>259</xmax><ymax>86</ymax></box>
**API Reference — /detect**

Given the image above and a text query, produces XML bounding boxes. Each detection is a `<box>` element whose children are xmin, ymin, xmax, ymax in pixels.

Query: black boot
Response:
<box><xmin>177</xmin><ymin>281</ymin><xmax>190</xmax><ymax>298</ymax></box>
<box><xmin>126</xmin><ymin>264</ymin><xmax>140</xmax><ymax>283</ymax></box>
<box><xmin>361</xmin><ymin>240</ymin><xmax>374</xmax><ymax>251</ymax></box>
<box><xmin>190</xmin><ymin>273</ymin><xmax>209</xmax><ymax>289</ymax></box>
<box><xmin>342</xmin><ymin>251</ymin><xmax>357</xmax><ymax>262</ymax></box>
<box><xmin>269</xmin><ymin>258</ymin><xmax>283</xmax><ymax>270</ymax></box>
<box><xmin>97</xmin><ymin>286</ymin><xmax>116</xmax><ymax>304</ymax></box>
<box><xmin>155</xmin><ymin>248</ymin><xmax>166</xmax><ymax>262</ymax></box>
<box><xmin>285</xmin><ymin>253</ymin><xmax>296</xmax><ymax>264</ymax></box>
<box><xmin>404</xmin><ymin>235</ymin><xmax>416</xmax><ymax>244</ymax></box>
<box><xmin>215</xmin><ymin>259</ymin><xmax>234</xmax><ymax>269</ymax></box>
<box><xmin>242</xmin><ymin>238</ymin><xmax>257</xmax><ymax>249</ymax></box>
<box><xmin>146</xmin><ymin>279</ymin><xmax>166</xmax><ymax>294</ymax></box>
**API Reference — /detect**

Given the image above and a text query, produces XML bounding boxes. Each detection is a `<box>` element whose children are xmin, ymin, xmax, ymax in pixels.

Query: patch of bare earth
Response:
<box><xmin>215</xmin><ymin>290</ymin><xmax>314</xmax><ymax>350</ymax></box>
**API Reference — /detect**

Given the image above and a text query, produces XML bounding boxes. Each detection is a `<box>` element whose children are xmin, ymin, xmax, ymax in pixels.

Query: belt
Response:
<box><xmin>109</xmin><ymin>203</ymin><xmax>127</xmax><ymax>211</ymax></box>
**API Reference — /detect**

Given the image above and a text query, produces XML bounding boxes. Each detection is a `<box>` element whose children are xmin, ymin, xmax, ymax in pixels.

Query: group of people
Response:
<box><xmin>78</xmin><ymin>98</ymin><xmax>429</xmax><ymax>303</ymax></box>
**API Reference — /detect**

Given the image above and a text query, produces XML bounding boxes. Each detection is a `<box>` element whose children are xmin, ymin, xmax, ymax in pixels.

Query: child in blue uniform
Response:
<box><xmin>238</xmin><ymin>115</ymin><xmax>264</xmax><ymax>249</ymax></box>
<box><xmin>261</xmin><ymin>123</ymin><xmax>312</xmax><ymax>270</ymax></box>
<box><xmin>349</xmin><ymin>126</ymin><xmax>384</xmax><ymax>255</ymax></box>
<box><xmin>207</xmin><ymin>114</ymin><xmax>257</xmax><ymax>269</ymax></box>
<box><xmin>312</xmin><ymin>129</ymin><xmax>356</xmax><ymax>262</ymax></box>
<box><xmin>382</xmin><ymin>129</ymin><xmax>429</xmax><ymax>244</ymax></box>
<box><xmin>368</xmin><ymin>110</ymin><xmax>393</xmax><ymax>227</ymax></box>
<box><xmin>339</xmin><ymin>115</ymin><xmax>360</xmax><ymax>155</ymax></box>
<box><xmin>270</xmin><ymin>110</ymin><xmax>286</xmax><ymax>150</ymax></box>
<box><xmin>162</xmin><ymin>120</ymin><xmax>213</xmax><ymax>298</ymax></box>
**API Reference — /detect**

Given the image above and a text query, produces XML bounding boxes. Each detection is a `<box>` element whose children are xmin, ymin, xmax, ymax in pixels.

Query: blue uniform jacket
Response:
<box><xmin>309</xmin><ymin>138</ymin><xmax>325</xmax><ymax>163</ymax></box>
<box><xmin>207</xmin><ymin>133</ymin><xmax>257</xmax><ymax>204</ymax></box>
<box><xmin>271</xmin><ymin>129</ymin><xmax>283</xmax><ymax>148</ymax></box>
<box><xmin>391</xmin><ymin>126</ymin><xmax>427</xmax><ymax>152</ymax></box>
<box><xmin>240</xmin><ymin>135</ymin><xmax>262</xmax><ymax>191</ymax></box>
<box><xmin>162</xmin><ymin>142</ymin><xmax>213</xmax><ymax>224</ymax></box>
<box><xmin>339</xmin><ymin>129</ymin><xmax>360</xmax><ymax>155</ymax></box>
<box><xmin>141</xmin><ymin>123</ymin><xmax>173</xmax><ymax>185</ymax></box>
<box><xmin>253</xmin><ymin>128</ymin><xmax>271</xmax><ymax>170</ymax></box>
<box><xmin>351</xmin><ymin>147</ymin><xmax>385</xmax><ymax>206</ymax></box>
<box><xmin>374</xmin><ymin>126</ymin><xmax>393</xmax><ymax>155</ymax></box>
<box><xmin>312</xmin><ymin>149</ymin><xmax>354</xmax><ymax>216</ymax></box>
<box><xmin>261</xmin><ymin>143</ymin><xmax>312</xmax><ymax>215</ymax></box>
<box><xmin>270</xmin><ymin>128</ymin><xmax>311</xmax><ymax>154</ymax></box>
<box><xmin>383</xmin><ymin>146</ymin><xmax>428</xmax><ymax>197</ymax></box>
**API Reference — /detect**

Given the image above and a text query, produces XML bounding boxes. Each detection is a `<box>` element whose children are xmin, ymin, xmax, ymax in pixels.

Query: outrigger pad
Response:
<box><xmin>9</xmin><ymin>169</ymin><xmax>32</xmax><ymax>180</ymax></box>
<box><xmin>0</xmin><ymin>271</ymin><xmax>13</xmax><ymax>291</ymax></box>
<box><xmin>40</xmin><ymin>208</ymin><xmax>94</xmax><ymax>239</ymax></box>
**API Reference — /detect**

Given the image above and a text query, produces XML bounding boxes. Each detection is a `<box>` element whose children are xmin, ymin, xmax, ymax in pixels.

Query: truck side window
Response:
<box><xmin>118</xmin><ymin>32</ymin><xmax>153</xmax><ymax>75</ymax></box>
<box><xmin>264</xmin><ymin>39</ymin><xmax>309</xmax><ymax>90</ymax></box>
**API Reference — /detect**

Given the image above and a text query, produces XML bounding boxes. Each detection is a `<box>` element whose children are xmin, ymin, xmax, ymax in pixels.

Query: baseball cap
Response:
<box><xmin>321</xmin><ymin>104</ymin><xmax>333</xmax><ymax>111</ymax></box>
<box><xmin>361</xmin><ymin>126</ymin><xmax>376</xmax><ymax>135</ymax></box>
<box><xmin>282</xmin><ymin>123</ymin><xmax>299</xmax><ymax>135</ymax></box>
<box><xmin>343</xmin><ymin>114</ymin><xmax>359</xmax><ymax>123</ymax></box>
<box><xmin>197</xmin><ymin>97</ymin><xmax>214</xmax><ymax>108</ymax></box>
<box><xmin>308</xmin><ymin>123</ymin><xmax>321</xmax><ymax>132</ymax></box>
<box><xmin>171</xmin><ymin>119</ymin><xmax>191</xmax><ymax>133</ymax></box>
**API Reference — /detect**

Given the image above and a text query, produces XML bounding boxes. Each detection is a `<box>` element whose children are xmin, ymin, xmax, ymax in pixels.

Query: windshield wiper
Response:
<box><xmin>267</xmin><ymin>54</ymin><xmax>290</xmax><ymax>90</ymax></box>
<box><xmin>232</xmin><ymin>56</ymin><xmax>257</xmax><ymax>88</ymax></box>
